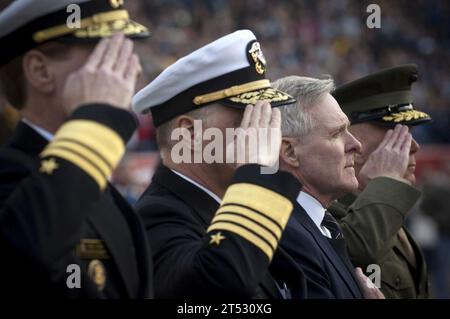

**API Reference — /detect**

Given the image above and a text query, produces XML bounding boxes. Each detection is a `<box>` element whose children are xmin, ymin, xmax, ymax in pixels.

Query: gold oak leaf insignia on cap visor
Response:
<box><xmin>382</xmin><ymin>110</ymin><xmax>429</xmax><ymax>123</ymax></box>
<box><xmin>248</xmin><ymin>41</ymin><xmax>267</xmax><ymax>75</ymax></box>
<box><xmin>229</xmin><ymin>88</ymin><xmax>290</xmax><ymax>105</ymax></box>
<box><xmin>210</xmin><ymin>232</ymin><xmax>226</xmax><ymax>245</ymax></box>
<box><xmin>40</xmin><ymin>158</ymin><xmax>59</xmax><ymax>175</ymax></box>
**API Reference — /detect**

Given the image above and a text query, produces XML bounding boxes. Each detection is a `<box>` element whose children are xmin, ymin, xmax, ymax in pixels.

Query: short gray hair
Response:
<box><xmin>272</xmin><ymin>75</ymin><xmax>335</xmax><ymax>137</ymax></box>
<box><xmin>156</xmin><ymin>107</ymin><xmax>210</xmax><ymax>150</ymax></box>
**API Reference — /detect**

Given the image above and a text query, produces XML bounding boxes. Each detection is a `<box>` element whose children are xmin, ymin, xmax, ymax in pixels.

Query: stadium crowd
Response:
<box><xmin>125</xmin><ymin>0</ymin><xmax>450</xmax><ymax>148</ymax></box>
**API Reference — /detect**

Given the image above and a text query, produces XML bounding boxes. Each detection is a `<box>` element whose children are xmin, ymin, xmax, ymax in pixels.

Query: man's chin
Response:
<box><xmin>342</xmin><ymin>178</ymin><xmax>359</xmax><ymax>194</ymax></box>
<box><xmin>404</xmin><ymin>173</ymin><xmax>416</xmax><ymax>185</ymax></box>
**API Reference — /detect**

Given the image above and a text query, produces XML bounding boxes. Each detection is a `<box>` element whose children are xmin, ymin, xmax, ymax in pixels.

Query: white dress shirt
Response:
<box><xmin>22</xmin><ymin>118</ymin><xmax>54</xmax><ymax>141</ymax></box>
<box><xmin>296</xmin><ymin>191</ymin><xmax>332</xmax><ymax>238</ymax></box>
<box><xmin>170</xmin><ymin>169</ymin><xmax>222</xmax><ymax>204</ymax></box>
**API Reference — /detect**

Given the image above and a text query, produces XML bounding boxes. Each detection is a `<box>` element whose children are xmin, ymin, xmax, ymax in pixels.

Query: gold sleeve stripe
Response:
<box><xmin>50</xmin><ymin>120</ymin><xmax>125</xmax><ymax>170</ymax></box>
<box><xmin>221</xmin><ymin>183</ymin><xmax>293</xmax><ymax>230</ymax></box>
<box><xmin>211</xmin><ymin>213</ymin><xmax>278</xmax><ymax>250</ymax></box>
<box><xmin>55</xmin><ymin>138</ymin><xmax>113</xmax><ymax>169</ymax></box>
<box><xmin>215</xmin><ymin>206</ymin><xmax>282</xmax><ymax>240</ymax></box>
<box><xmin>208</xmin><ymin>222</ymin><xmax>274</xmax><ymax>261</ymax></box>
<box><xmin>218</xmin><ymin>204</ymin><xmax>283</xmax><ymax>234</ymax></box>
<box><xmin>41</xmin><ymin>148</ymin><xmax>107</xmax><ymax>189</ymax></box>
<box><xmin>48</xmin><ymin>141</ymin><xmax>110</xmax><ymax>178</ymax></box>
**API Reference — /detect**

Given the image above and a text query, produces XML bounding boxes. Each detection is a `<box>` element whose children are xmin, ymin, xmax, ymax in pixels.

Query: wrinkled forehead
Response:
<box><xmin>311</xmin><ymin>94</ymin><xmax>350</xmax><ymax>131</ymax></box>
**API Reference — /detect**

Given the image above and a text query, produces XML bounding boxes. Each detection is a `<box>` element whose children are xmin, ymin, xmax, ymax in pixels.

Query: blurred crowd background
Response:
<box><xmin>0</xmin><ymin>0</ymin><xmax>449</xmax><ymax>298</ymax></box>
<box><xmin>126</xmin><ymin>0</ymin><xmax>450</xmax><ymax>148</ymax></box>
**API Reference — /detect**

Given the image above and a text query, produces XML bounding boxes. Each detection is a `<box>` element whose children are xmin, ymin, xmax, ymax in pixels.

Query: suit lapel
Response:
<box><xmin>325</xmin><ymin>237</ymin><xmax>362</xmax><ymax>295</ymax></box>
<box><xmin>292</xmin><ymin>203</ymin><xmax>362</xmax><ymax>298</ymax></box>
<box><xmin>258</xmin><ymin>271</ymin><xmax>283</xmax><ymax>299</ymax></box>
<box><xmin>86</xmin><ymin>187</ymin><xmax>138</xmax><ymax>298</ymax></box>
<box><xmin>270</xmin><ymin>246</ymin><xmax>307</xmax><ymax>299</ymax></box>
<box><xmin>109</xmin><ymin>186</ymin><xmax>153</xmax><ymax>298</ymax></box>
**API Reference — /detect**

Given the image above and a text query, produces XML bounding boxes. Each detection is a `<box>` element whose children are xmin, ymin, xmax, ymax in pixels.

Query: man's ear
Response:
<box><xmin>22</xmin><ymin>50</ymin><xmax>55</xmax><ymax>94</ymax></box>
<box><xmin>280</xmin><ymin>137</ymin><xmax>300</xmax><ymax>168</ymax></box>
<box><xmin>176</xmin><ymin>116</ymin><xmax>198</xmax><ymax>150</ymax></box>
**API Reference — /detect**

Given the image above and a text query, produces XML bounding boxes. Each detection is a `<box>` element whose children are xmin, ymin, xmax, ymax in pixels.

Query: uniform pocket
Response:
<box><xmin>380</xmin><ymin>259</ymin><xmax>416</xmax><ymax>298</ymax></box>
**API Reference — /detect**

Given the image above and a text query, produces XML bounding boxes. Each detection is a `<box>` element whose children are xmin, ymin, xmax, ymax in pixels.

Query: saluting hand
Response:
<box><xmin>232</xmin><ymin>101</ymin><xmax>281</xmax><ymax>168</ymax></box>
<box><xmin>62</xmin><ymin>32</ymin><xmax>142</xmax><ymax>115</ymax></box>
<box><xmin>358</xmin><ymin>124</ymin><xmax>412</xmax><ymax>189</ymax></box>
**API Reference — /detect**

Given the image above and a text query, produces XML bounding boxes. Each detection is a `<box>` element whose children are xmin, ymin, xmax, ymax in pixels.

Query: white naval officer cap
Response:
<box><xmin>0</xmin><ymin>0</ymin><xmax>150</xmax><ymax>66</ymax></box>
<box><xmin>132</xmin><ymin>29</ymin><xmax>295</xmax><ymax>127</ymax></box>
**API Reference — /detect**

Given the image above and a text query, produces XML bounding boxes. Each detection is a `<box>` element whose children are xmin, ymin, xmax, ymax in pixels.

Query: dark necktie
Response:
<box><xmin>321</xmin><ymin>211</ymin><xmax>344</xmax><ymax>240</ymax></box>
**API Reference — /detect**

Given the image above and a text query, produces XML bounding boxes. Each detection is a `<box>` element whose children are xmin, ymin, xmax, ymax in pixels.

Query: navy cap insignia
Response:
<box><xmin>88</xmin><ymin>259</ymin><xmax>106</xmax><ymax>291</ymax></box>
<box><xmin>248</xmin><ymin>41</ymin><xmax>267</xmax><ymax>75</ymax></box>
<box><xmin>132</xmin><ymin>30</ymin><xmax>296</xmax><ymax>125</ymax></box>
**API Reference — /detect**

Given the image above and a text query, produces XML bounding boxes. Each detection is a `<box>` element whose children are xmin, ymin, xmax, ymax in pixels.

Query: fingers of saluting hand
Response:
<box><xmin>101</xmin><ymin>32</ymin><xmax>125</xmax><ymax>71</ymax></box>
<box><xmin>240</xmin><ymin>105</ymin><xmax>254</xmax><ymax>129</ymax></box>
<box><xmin>115</xmin><ymin>38</ymin><xmax>134</xmax><ymax>77</ymax></box>
<box><xmin>392</xmin><ymin>125</ymin><xmax>409</xmax><ymax>151</ymax></box>
<box><xmin>270</xmin><ymin>108</ymin><xmax>281</xmax><ymax>129</ymax></box>
<box><xmin>259</xmin><ymin>101</ymin><xmax>272</xmax><ymax>128</ymax></box>
<box><xmin>249</xmin><ymin>101</ymin><xmax>263</xmax><ymax>128</ymax></box>
<box><xmin>124</xmin><ymin>54</ymin><xmax>142</xmax><ymax>85</ymax></box>
<box><xmin>375</xmin><ymin>129</ymin><xmax>393</xmax><ymax>152</ymax></box>
<box><xmin>384</xmin><ymin>124</ymin><xmax>403</xmax><ymax>149</ymax></box>
<box><xmin>84</xmin><ymin>37</ymin><xmax>110</xmax><ymax>71</ymax></box>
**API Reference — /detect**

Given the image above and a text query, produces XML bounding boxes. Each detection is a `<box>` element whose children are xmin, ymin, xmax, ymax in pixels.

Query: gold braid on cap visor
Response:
<box><xmin>193</xmin><ymin>79</ymin><xmax>271</xmax><ymax>105</ymax></box>
<box><xmin>33</xmin><ymin>10</ymin><xmax>132</xmax><ymax>43</ymax></box>
<box><xmin>382</xmin><ymin>109</ymin><xmax>429</xmax><ymax>122</ymax></box>
<box><xmin>229</xmin><ymin>88</ymin><xmax>291</xmax><ymax>105</ymax></box>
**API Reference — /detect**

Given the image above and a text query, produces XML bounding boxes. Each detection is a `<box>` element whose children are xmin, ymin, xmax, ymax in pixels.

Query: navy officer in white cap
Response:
<box><xmin>133</xmin><ymin>29</ymin><xmax>307</xmax><ymax>298</ymax></box>
<box><xmin>0</xmin><ymin>0</ymin><xmax>151</xmax><ymax>298</ymax></box>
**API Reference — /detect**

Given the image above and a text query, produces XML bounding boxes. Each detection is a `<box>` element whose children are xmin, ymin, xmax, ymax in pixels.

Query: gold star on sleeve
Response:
<box><xmin>40</xmin><ymin>158</ymin><xmax>59</xmax><ymax>175</ymax></box>
<box><xmin>210</xmin><ymin>232</ymin><xmax>226</xmax><ymax>245</ymax></box>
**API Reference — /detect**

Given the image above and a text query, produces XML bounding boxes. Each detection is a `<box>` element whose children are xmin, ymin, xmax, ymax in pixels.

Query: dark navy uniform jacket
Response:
<box><xmin>0</xmin><ymin>105</ymin><xmax>153</xmax><ymax>298</ymax></box>
<box><xmin>136</xmin><ymin>164</ymin><xmax>307</xmax><ymax>299</ymax></box>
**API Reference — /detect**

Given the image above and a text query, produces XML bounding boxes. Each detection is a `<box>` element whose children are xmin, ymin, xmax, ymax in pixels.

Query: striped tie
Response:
<box><xmin>321</xmin><ymin>211</ymin><xmax>344</xmax><ymax>240</ymax></box>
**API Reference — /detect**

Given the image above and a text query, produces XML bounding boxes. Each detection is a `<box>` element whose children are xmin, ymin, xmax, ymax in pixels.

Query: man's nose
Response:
<box><xmin>346</xmin><ymin>132</ymin><xmax>362</xmax><ymax>154</ymax></box>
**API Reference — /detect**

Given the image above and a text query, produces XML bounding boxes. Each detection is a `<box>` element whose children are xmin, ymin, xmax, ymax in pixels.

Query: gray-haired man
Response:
<box><xmin>273</xmin><ymin>75</ymin><xmax>384</xmax><ymax>298</ymax></box>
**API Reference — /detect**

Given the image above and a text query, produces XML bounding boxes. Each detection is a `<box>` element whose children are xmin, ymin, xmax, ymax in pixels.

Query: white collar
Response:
<box><xmin>22</xmin><ymin>118</ymin><xmax>54</xmax><ymax>141</ymax></box>
<box><xmin>170</xmin><ymin>169</ymin><xmax>222</xmax><ymax>204</ymax></box>
<box><xmin>296</xmin><ymin>191</ymin><xmax>331</xmax><ymax>238</ymax></box>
